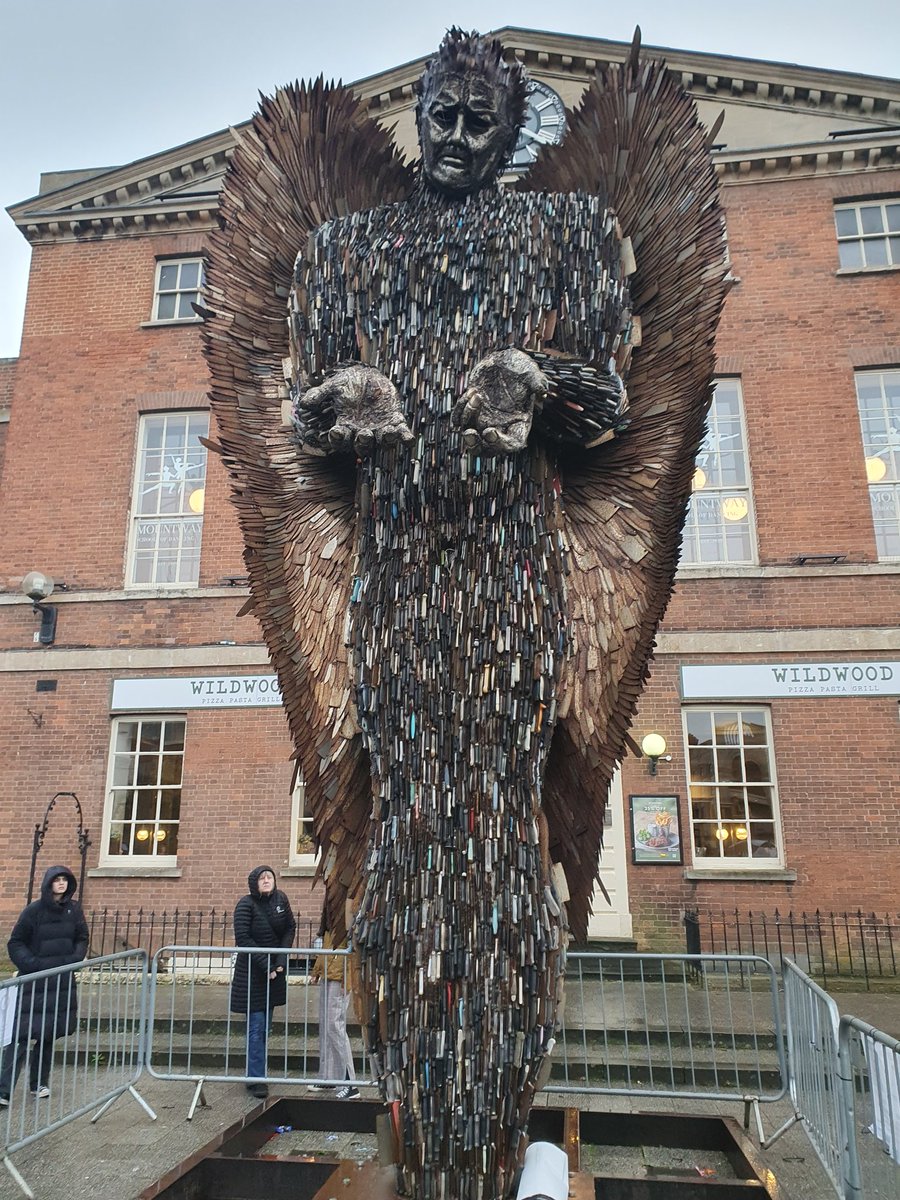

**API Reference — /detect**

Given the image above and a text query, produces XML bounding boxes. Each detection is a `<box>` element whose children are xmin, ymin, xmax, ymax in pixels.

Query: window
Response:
<box><xmin>856</xmin><ymin>370</ymin><xmax>900</xmax><ymax>560</ymax></box>
<box><xmin>103</xmin><ymin>717</ymin><xmax>185</xmax><ymax>860</ymax></box>
<box><xmin>289</xmin><ymin>769</ymin><xmax>318</xmax><ymax>868</ymax></box>
<box><xmin>152</xmin><ymin>257</ymin><xmax>205</xmax><ymax>321</ymax></box>
<box><xmin>127</xmin><ymin>411</ymin><xmax>209</xmax><ymax>587</ymax></box>
<box><xmin>683</xmin><ymin>707</ymin><xmax>783</xmax><ymax>869</ymax></box>
<box><xmin>681</xmin><ymin>379</ymin><xmax>756</xmax><ymax>566</ymax></box>
<box><xmin>835</xmin><ymin>200</ymin><xmax>900</xmax><ymax>270</ymax></box>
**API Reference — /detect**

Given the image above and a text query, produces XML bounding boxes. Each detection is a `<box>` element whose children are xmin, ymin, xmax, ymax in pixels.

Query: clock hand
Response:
<box><xmin>520</xmin><ymin>127</ymin><xmax>555</xmax><ymax>146</ymax></box>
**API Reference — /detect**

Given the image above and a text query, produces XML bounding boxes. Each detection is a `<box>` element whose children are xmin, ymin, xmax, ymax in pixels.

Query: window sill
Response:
<box><xmin>281</xmin><ymin>863</ymin><xmax>318</xmax><ymax>878</ymax></box>
<box><xmin>835</xmin><ymin>265</ymin><xmax>900</xmax><ymax>276</ymax></box>
<box><xmin>88</xmin><ymin>865</ymin><xmax>182</xmax><ymax>879</ymax></box>
<box><xmin>684</xmin><ymin>868</ymin><xmax>797</xmax><ymax>883</ymax></box>
<box><xmin>140</xmin><ymin>318</ymin><xmax>203</xmax><ymax>329</ymax></box>
<box><xmin>123</xmin><ymin>582</ymin><xmax>200</xmax><ymax>593</ymax></box>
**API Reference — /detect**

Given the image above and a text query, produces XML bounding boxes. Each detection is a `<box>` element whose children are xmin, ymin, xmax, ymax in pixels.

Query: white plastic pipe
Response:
<box><xmin>515</xmin><ymin>1141</ymin><xmax>570</xmax><ymax>1200</ymax></box>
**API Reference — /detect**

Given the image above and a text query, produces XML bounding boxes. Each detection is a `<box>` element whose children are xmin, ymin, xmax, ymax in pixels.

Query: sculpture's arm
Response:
<box><xmin>289</xmin><ymin>247</ymin><xmax>412</xmax><ymax>456</ymax></box>
<box><xmin>530</xmin><ymin>350</ymin><xmax>630</xmax><ymax>449</ymax></box>
<box><xmin>454</xmin><ymin>196</ymin><xmax>632</xmax><ymax>454</ymax></box>
<box><xmin>450</xmin><ymin>348</ymin><xmax>629</xmax><ymax>454</ymax></box>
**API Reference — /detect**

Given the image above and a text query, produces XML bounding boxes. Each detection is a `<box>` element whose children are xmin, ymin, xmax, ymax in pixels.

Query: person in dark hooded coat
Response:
<box><xmin>230</xmin><ymin>865</ymin><xmax>296</xmax><ymax>1098</ymax></box>
<box><xmin>0</xmin><ymin>865</ymin><xmax>89</xmax><ymax>1104</ymax></box>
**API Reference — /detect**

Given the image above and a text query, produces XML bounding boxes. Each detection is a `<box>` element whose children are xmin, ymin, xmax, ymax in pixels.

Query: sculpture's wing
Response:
<box><xmin>522</xmin><ymin>45</ymin><xmax>730</xmax><ymax>938</ymax></box>
<box><xmin>204</xmin><ymin>82</ymin><xmax>414</xmax><ymax>939</ymax></box>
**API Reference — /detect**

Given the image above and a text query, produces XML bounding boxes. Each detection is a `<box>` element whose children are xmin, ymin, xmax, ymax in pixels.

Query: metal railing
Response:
<box><xmin>549</xmin><ymin>951</ymin><xmax>787</xmax><ymax>1105</ymax></box>
<box><xmin>839</xmin><ymin>1016</ymin><xmax>900</xmax><ymax>1200</ymax></box>
<box><xmin>85</xmin><ymin>907</ymin><xmax>318</xmax><ymax>966</ymax></box>
<box><xmin>685</xmin><ymin>909</ymin><xmax>900</xmax><ymax>989</ymax></box>
<box><xmin>144</xmin><ymin>945</ymin><xmax>376</xmax><ymax>1117</ymax></box>
<box><xmin>1</xmin><ymin>942</ymin><xmax>895</xmax><ymax>1200</ymax></box>
<box><xmin>141</xmin><ymin>947</ymin><xmax>787</xmax><ymax>1115</ymax></box>
<box><xmin>0</xmin><ymin>950</ymin><xmax>156</xmax><ymax>1199</ymax></box>
<box><xmin>762</xmin><ymin>959</ymin><xmax>849</xmax><ymax>1198</ymax></box>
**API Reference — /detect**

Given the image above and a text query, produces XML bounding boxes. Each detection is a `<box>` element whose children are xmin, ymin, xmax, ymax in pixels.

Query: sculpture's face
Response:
<box><xmin>420</xmin><ymin>73</ymin><xmax>514</xmax><ymax>196</ymax></box>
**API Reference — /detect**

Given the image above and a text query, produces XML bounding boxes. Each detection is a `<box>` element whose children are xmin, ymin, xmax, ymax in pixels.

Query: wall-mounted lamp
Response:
<box><xmin>21</xmin><ymin>571</ymin><xmax>64</xmax><ymax>646</ymax></box>
<box><xmin>640</xmin><ymin>732</ymin><xmax>671</xmax><ymax>776</ymax></box>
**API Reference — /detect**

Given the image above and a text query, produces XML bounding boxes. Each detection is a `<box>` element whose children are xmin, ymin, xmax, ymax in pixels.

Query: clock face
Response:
<box><xmin>511</xmin><ymin>80</ymin><xmax>567</xmax><ymax>171</ymax></box>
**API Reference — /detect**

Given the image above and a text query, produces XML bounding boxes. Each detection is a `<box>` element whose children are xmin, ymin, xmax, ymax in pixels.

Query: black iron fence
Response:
<box><xmin>86</xmin><ymin>907</ymin><xmax>318</xmax><ymax>965</ymax></box>
<box><xmin>684</xmin><ymin>908</ymin><xmax>900</xmax><ymax>990</ymax></box>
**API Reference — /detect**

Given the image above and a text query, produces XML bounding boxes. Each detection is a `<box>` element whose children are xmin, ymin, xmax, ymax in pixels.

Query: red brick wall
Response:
<box><xmin>0</xmin><ymin>233</ymin><xmax>245</xmax><ymax>595</ymax></box>
<box><xmin>621</xmin><ymin>655</ymin><xmax>900</xmax><ymax>950</ymax></box>
<box><xmin>1</xmin><ymin>163</ymin><xmax>898</xmax><ymax>946</ymax></box>
<box><xmin>0</xmin><ymin>669</ymin><xmax>321</xmax><ymax>927</ymax></box>
<box><xmin>715</xmin><ymin>170</ymin><xmax>900</xmax><ymax>566</ymax></box>
<box><xmin>0</xmin><ymin>357</ymin><xmax>16</xmax><ymax>488</ymax></box>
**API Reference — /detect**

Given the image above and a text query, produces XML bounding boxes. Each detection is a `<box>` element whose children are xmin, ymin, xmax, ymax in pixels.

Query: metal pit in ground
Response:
<box><xmin>140</xmin><ymin>1097</ymin><xmax>783</xmax><ymax>1200</ymax></box>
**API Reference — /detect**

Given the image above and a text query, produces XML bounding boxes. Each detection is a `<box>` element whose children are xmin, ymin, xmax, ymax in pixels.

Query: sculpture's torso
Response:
<box><xmin>296</xmin><ymin>184</ymin><xmax>620</xmax><ymax>1200</ymax></box>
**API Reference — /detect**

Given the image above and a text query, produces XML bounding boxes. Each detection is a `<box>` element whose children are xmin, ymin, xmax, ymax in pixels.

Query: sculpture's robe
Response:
<box><xmin>292</xmin><ymin>181</ymin><xmax>629</xmax><ymax>1200</ymax></box>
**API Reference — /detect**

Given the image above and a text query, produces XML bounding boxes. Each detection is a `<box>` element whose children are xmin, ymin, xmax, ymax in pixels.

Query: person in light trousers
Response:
<box><xmin>310</xmin><ymin>904</ymin><xmax>358</xmax><ymax>1099</ymax></box>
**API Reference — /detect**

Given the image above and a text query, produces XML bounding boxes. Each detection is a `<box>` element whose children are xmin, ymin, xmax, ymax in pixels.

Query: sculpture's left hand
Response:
<box><xmin>452</xmin><ymin>349</ymin><xmax>548</xmax><ymax>453</ymax></box>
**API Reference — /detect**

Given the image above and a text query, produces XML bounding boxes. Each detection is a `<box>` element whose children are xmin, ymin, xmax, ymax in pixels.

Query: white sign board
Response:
<box><xmin>111</xmin><ymin>674</ymin><xmax>282</xmax><ymax>711</ymax></box>
<box><xmin>681</xmin><ymin>661</ymin><xmax>900</xmax><ymax>699</ymax></box>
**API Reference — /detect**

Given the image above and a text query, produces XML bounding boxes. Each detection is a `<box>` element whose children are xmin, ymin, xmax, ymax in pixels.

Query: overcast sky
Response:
<box><xmin>2</xmin><ymin>0</ymin><xmax>899</xmax><ymax>358</ymax></box>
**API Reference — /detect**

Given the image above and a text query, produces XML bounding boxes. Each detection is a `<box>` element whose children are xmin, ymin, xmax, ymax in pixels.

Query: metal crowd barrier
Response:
<box><xmin>549</xmin><ymin>951</ymin><xmax>787</xmax><ymax>1110</ymax></box>
<box><xmin>839</xmin><ymin>1016</ymin><xmax>900</xmax><ymax>1200</ymax></box>
<box><xmin>145</xmin><ymin>945</ymin><xmax>376</xmax><ymax>1117</ymax></box>
<box><xmin>0</xmin><ymin>949</ymin><xmax>156</xmax><ymax>1198</ymax></box>
<box><xmin>762</xmin><ymin>958</ymin><xmax>848</xmax><ymax>1197</ymax></box>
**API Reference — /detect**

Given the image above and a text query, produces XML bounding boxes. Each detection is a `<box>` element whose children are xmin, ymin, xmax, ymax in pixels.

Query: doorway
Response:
<box><xmin>586</xmin><ymin>770</ymin><xmax>633</xmax><ymax>940</ymax></box>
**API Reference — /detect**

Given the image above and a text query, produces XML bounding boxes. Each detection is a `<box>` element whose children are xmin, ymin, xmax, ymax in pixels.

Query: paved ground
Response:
<box><xmin>0</xmin><ymin>983</ymin><xmax>895</xmax><ymax>1199</ymax></box>
<box><xmin>0</xmin><ymin>1080</ymin><xmax>833</xmax><ymax>1200</ymax></box>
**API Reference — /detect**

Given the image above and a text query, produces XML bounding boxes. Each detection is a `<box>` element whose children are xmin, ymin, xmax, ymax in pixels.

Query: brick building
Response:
<box><xmin>1</xmin><ymin>29</ymin><xmax>898</xmax><ymax>948</ymax></box>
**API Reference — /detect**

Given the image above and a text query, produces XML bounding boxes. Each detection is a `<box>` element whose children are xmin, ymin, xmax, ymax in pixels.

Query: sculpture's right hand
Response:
<box><xmin>293</xmin><ymin>365</ymin><xmax>413</xmax><ymax>457</ymax></box>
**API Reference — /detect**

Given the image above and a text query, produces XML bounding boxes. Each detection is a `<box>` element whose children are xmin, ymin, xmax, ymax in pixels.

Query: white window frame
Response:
<box><xmin>680</xmin><ymin>378</ymin><xmax>758</xmax><ymax>568</ymax></box>
<box><xmin>151</xmin><ymin>257</ymin><xmax>205</xmax><ymax>322</ymax></box>
<box><xmin>100</xmin><ymin>715</ymin><xmax>185</xmax><ymax>866</ymax></box>
<box><xmin>834</xmin><ymin>199</ymin><xmax>900</xmax><ymax>272</ymax></box>
<box><xmin>682</xmin><ymin>705</ymin><xmax>785</xmax><ymax>871</ymax></box>
<box><xmin>125</xmin><ymin>410</ymin><xmax>209</xmax><ymax>589</ymax></box>
<box><xmin>855</xmin><ymin>369</ymin><xmax>900</xmax><ymax>561</ymax></box>
<box><xmin>289</xmin><ymin>768</ymin><xmax>318</xmax><ymax>871</ymax></box>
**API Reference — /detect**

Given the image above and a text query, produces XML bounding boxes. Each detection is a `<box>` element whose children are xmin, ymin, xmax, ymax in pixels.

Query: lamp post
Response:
<box><xmin>21</xmin><ymin>570</ymin><xmax>62</xmax><ymax>645</ymax></box>
<box><xmin>640</xmin><ymin>732</ymin><xmax>670</xmax><ymax>776</ymax></box>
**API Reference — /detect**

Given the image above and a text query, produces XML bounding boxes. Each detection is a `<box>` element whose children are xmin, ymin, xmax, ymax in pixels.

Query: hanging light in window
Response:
<box><xmin>188</xmin><ymin>487</ymin><xmax>205</xmax><ymax>514</ymax></box>
<box><xmin>155</xmin><ymin>829</ymin><xmax>167</xmax><ymax>841</ymax></box>
<box><xmin>135</xmin><ymin>828</ymin><xmax>150</xmax><ymax>842</ymax></box>
<box><xmin>734</xmin><ymin>825</ymin><xmax>749</xmax><ymax>841</ymax></box>
<box><xmin>721</xmin><ymin>495</ymin><xmax>749</xmax><ymax>522</ymax></box>
<box><xmin>692</xmin><ymin>467</ymin><xmax>707</xmax><ymax>491</ymax></box>
<box><xmin>714</xmin><ymin>826</ymin><xmax>730</xmax><ymax>841</ymax></box>
<box><xmin>865</xmin><ymin>456</ymin><xmax>887</xmax><ymax>483</ymax></box>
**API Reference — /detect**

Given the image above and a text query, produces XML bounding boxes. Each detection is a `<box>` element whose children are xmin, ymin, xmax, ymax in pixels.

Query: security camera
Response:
<box><xmin>21</xmin><ymin>571</ymin><xmax>55</xmax><ymax>603</ymax></box>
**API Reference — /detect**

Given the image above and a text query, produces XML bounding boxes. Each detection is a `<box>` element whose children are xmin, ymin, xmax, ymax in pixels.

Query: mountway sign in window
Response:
<box><xmin>111</xmin><ymin>675</ymin><xmax>282</xmax><ymax>710</ymax></box>
<box><xmin>681</xmin><ymin>661</ymin><xmax>900</xmax><ymax>699</ymax></box>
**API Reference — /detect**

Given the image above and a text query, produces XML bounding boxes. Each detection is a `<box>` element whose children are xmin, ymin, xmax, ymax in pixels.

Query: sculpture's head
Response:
<box><xmin>415</xmin><ymin>28</ymin><xmax>527</xmax><ymax>197</ymax></box>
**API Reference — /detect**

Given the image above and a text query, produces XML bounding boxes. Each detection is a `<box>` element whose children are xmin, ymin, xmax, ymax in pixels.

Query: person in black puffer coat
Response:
<box><xmin>0</xmin><ymin>865</ymin><xmax>89</xmax><ymax>1104</ymax></box>
<box><xmin>230</xmin><ymin>865</ymin><xmax>296</xmax><ymax>1098</ymax></box>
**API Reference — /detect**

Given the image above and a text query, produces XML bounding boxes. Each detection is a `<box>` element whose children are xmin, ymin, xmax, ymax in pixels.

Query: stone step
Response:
<box><xmin>75</xmin><ymin>1016</ymin><xmax>780</xmax><ymax>1051</ymax></box>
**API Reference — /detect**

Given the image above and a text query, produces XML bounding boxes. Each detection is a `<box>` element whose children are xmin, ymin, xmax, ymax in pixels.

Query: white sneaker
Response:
<box><xmin>335</xmin><ymin>1085</ymin><xmax>360</xmax><ymax>1100</ymax></box>
<box><xmin>31</xmin><ymin>1086</ymin><xmax>50</xmax><ymax>1099</ymax></box>
<box><xmin>307</xmin><ymin>1084</ymin><xmax>335</xmax><ymax>1092</ymax></box>
<box><xmin>0</xmin><ymin>1095</ymin><xmax>9</xmax><ymax>1106</ymax></box>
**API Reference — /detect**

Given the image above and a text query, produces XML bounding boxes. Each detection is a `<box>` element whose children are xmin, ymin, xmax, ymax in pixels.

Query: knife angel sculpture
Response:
<box><xmin>204</xmin><ymin>28</ymin><xmax>728</xmax><ymax>1200</ymax></box>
